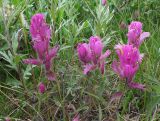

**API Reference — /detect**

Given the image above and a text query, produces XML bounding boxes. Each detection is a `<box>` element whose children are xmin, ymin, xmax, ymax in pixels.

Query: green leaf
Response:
<box><xmin>11</xmin><ymin>31</ymin><xmax>19</xmax><ymax>53</ymax></box>
<box><xmin>146</xmin><ymin>93</ymin><xmax>160</xmax><ymax>120</ymax></box>
<box><xmin>23</xmin><ymin>65</ymin><xmax>35</xmax><ymax>80</ymax></box>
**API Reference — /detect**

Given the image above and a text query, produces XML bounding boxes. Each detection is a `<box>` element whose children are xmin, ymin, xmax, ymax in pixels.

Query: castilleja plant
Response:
<box><xmin>77</xmin><ymin>36</ymin><xmax>111</xmax><ymax>75</ymax></box>
<box><xmin>23</xmin><ymin>13</ymin><xmax>59</xmax><ymax>81</ymax></box>
<box><xmin>112</xmin><ymin>44</ymin><xmax>145</xmax><ymax>90</ymax></box>
<box><xmin>112</xmin><ymin>21</ymin><xmax>150</xmax><ymax>91</ymax></box>
<box><xmin>127</xmin><ymin>21</ymin><xmax>150</xmax><ymax>48</ymax></box>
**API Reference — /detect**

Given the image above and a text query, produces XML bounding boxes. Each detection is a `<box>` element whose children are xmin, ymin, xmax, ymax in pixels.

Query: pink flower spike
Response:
<box><xmin>127</xmin><ymin>21</ymin><xmax>150</xmax><ymax>48</ymax></box>
<box><xmin>139</xmin><ymin>32</ymin><xmax>150</xmax><ymax>44</ymax></box>
<box><xmin>112</xmin><ymin>44</ymin><xmax>145</xmax><ymax>90</ymax></box>
<box><xmin>128</xmin><ymin>21</ymin><xmax>142</xmax><ymax>34</ymax></box>
<box><xmin>38</xmin><ymin>82</ymin><xmax>46</xmax><ymax>94</ymax></box>
<box><xmin>46</xmin><ymin>71</ymin><xmax>56</xmax><ymax>81</ymax></box>
<box><xmin>72</xmin><ymin>114</ymin><xmax>80</xmax><ymax>121</ymax></box>
<box><xmin>23</xmin><ymin>59</ymin><xmax>41</xmax><ymax>65</ymax></box>
<box><xmin>30</xmin><ymin>13</ymin><xmax>51</xmax><ymax>42</ymax></box>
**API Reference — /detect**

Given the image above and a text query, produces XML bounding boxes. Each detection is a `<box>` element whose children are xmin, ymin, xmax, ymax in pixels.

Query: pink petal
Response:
<box><xmin>128</xmin><ymin>81</ymin><xmax>145</xmax><ymax>91</ymax></box>
<box><xmin>46</xmin><ymin>45</ymin><xmax>60</xmax><ymax>61</ymax></box>
<box><xmin>99</xmin><ymin>50</ymin><xmax>111</xmax><ymax>61</ymax></box>
<box><xmin>33</xmin><ymin>40</ymin><xmax>48</xmax><ymax>60</ymax></box>
<box><xmin>77</xmin><ymin>43</ymin><xmax>92</xmax><ymax>64</ymax></box>
<box><xmin>89</xmin><ymin>36</ymin><xmax>103</xmax><ymax>63</ymax></box>
<box><xmin>38</xmin><ymin>82</ymin><xmax>46</xmax><ymax>94</ymax></box>
<box><xmin>128</xmin><ymin>21</ymin><xmax>142</xmax><ymax>33</ymax></box>
<box><xmin>46</xmin><ymin>71</ymin><xmax>56</xmax><ymax>81</ymax></box>
<box><xmin>94</xmin><ymin>40</ymin><xmax>103</xmax><ymax>57</ymax></box>
<box><xmin>23</xmin><ymin>59</ymin><xmax>41</xmax><ymax>65</ymax></box>
<box><xmin>72</xmin><ymin>114</ymin><xmax>80</xmax><ymax>121</ymax></box>
<box><xmin>89</xmin><ymin>36</ymin><xmax>101</xmax><ymax>49</ymax></box>
<box><xmin>83</xmin><ymin>64</ymin><xmax>96</xmax><ymax>75</ymax></box>
<box><xmin>139</xmin><ymin>53</ymin><xmax>144</xmax><ymax>63</ymax></box>
<box><xmin>139</xmin><ymin>32</ymin><xmax>150</xmax><ymax>44</ymax></box>
<box><xmin>111</xmin><ymin>61</ymin><xmax>123</xmax><ymax>78</ymax></box>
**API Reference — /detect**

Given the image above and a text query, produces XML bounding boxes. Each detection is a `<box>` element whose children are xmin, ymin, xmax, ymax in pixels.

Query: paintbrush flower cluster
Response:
<box><xmin>23</xmin><ymin>14</ymin><xmax>59</xmax><ymax>93</ymax></box>
<box><xmin>24</xmin><ymin>13</ymin><xmax>150</xmax><ymax>95</ymax></box>
<box><xmin>24</xmin><ymin>14</ymin><xmax>59</xmax><ymax>81</ymax></box>
<box><xmin>112</xmin><ymin>21</ymin><xmax>150</xmax><ymax>90</ymax></box>
<box><xmin>77</xmin><ymin>21</ymin><xmax>150</xmax><ymax>91</ymax></box>
<box><xmin>127</xmin><ymin>21</ymin><xmax>150</xmax><ymax>48</ymax></box>
<box><xmin>77</xmin><ymin>36</ymin><xmax>111</xmax><ymax>75</ymax></box>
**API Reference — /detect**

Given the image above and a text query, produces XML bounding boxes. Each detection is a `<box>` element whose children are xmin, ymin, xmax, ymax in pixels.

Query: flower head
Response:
<box><xmin>38</xmin><ymin>82</ymin><xmax>46</xmax><ymax>94</ymax></box>
<box><xmin>30</xmin><ymin>13</ymin><xmax>51</xmax><ymax>42</ymax></box>
<box><xmin>115</xmin><ymin>44</ymin><xmax>142</xmax><ymax>66</ymax></box>
<box><xmin>127</xmin><ymin>21</ymin><xmax>150</xmax><ymax>48</ymax></box>
<box><xmin>128</xmin><ymin>21</ymin><xmax>142</xmax><ymax>34</ymax></box>
<box><xmin>30</xmin><ymin>13</ymin><xmax>51</xmax><ymax>59</ymax></box>
<box><xmin>77</xmin><ymin>43</ymin><xmax>92</xmax><ymax>64</ymax></box>
<box><xmin>77</xmin><ymin>36</ymin><xmax>110</xmax><ymax>75</ymax></box>
<box><xmin>112</xmin><ymin>44</ymin><xmax>145</xmax><ymax>90</ymax></box>
<box><xmin>23</xmin><ymin>13</ymin><xmax>59</xmax><ymax>81</ymax></box>
<box><xmin>89</xmin><ymin>36</ymin><xmax>103</xmax><ymax>64</ymax></box>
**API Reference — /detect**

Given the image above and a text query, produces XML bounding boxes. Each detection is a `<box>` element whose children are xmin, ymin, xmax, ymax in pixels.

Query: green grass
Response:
<box><xmin>0</xmin><ymin>0</ymin><xmax>160</xmax><ymax>120</ymax></box>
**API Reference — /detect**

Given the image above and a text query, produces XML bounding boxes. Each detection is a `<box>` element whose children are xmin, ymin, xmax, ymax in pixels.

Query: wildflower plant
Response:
<box><xmin>112</xmin><ymin>21</ymin><xmax>150</xmax><ymax>91</ymax></box>
<box><xmin>112</xmin><ymin>44</ymin><xmax>145</xmax><ymax>90</ymax></box>
<box><xmin>23</xmin><ymin>14</ymin><xmax>59</xmax><ymax>81</ymax></box>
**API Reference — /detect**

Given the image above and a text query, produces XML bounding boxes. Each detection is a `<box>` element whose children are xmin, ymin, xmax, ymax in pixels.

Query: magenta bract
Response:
<box><xmin>77</xmin><ymin>36</ymin><xmax>110</xmax><ymax>75</ymax></box>
<box><xmin>77</xmin><ymin>43</ymin><xmax>92</xmax><ymax>64</ymax></box>
<box><xmin>127</xmin><ymin>21</ymin><xmax>150</xmax><ymax>48</ymax></box>
<box><xmin>38</xmin><ymin>82</ymin><xmax>46</xmax><ymax>94</ymax></box>
<box><xmin>23</xmin><ymin>13</ymin><xmax>59</xmax><ymax>81</ymax></box>
<box><xmin>89</xmin><ymin>36</ymin><xmax>103</xmax><ymax>64</ymax></box>
<box><xmin>112</xmin><ymin>44</ymin><xmax>145</xmax><ymax>90</ymax></box>
<box><xmin>23</xmin><ymin>59</ymin><xmax>41</xmax><ymax>65</ymax></box>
